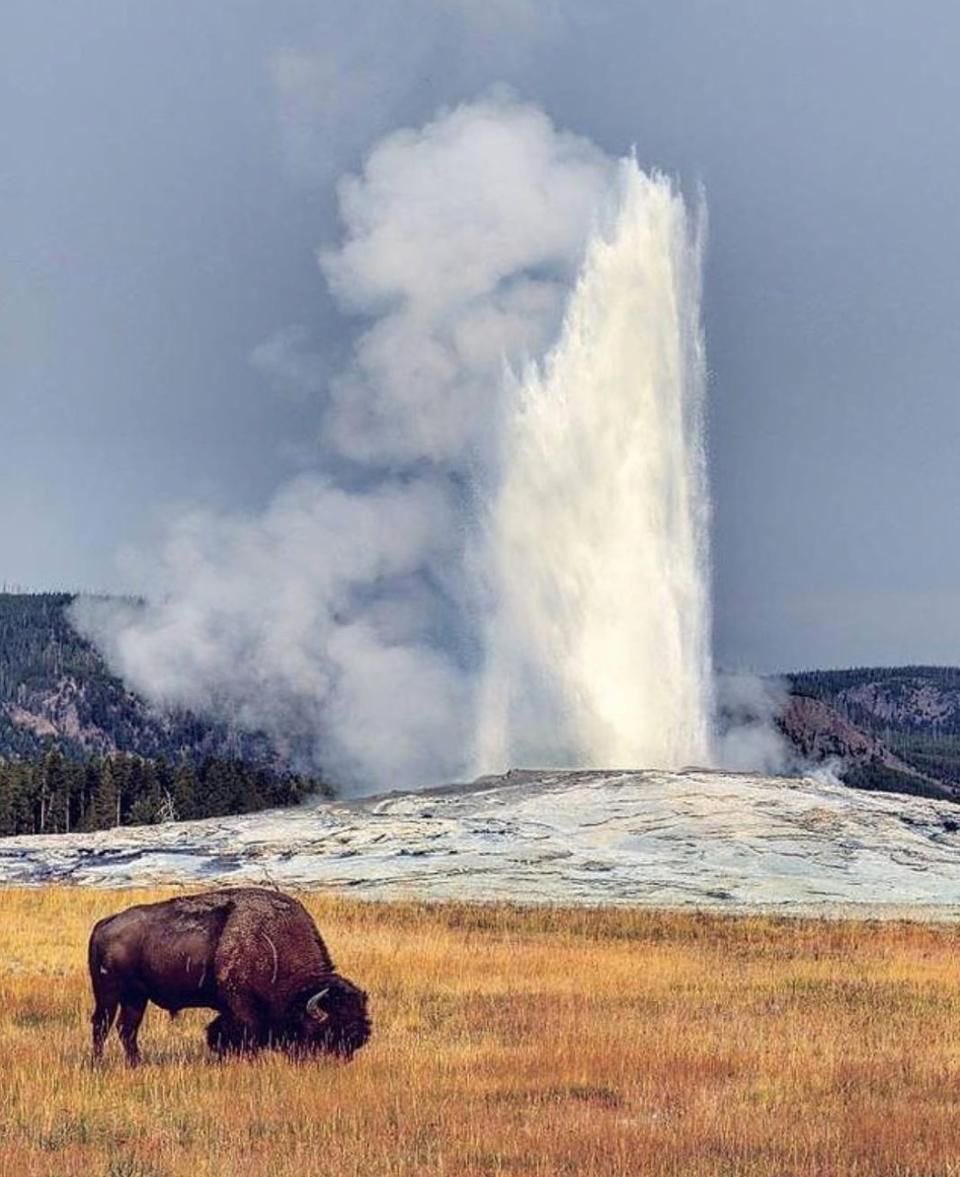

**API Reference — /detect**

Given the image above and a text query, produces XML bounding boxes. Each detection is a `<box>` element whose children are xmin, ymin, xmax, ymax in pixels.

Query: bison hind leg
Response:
<box><xmin>117</xmin><ymin>997</ymin><xmax>147</xmax><ymax>1068</ymax></box>
<box><xmin>91</xmin><ymin>1000</ymin><xmax>118</xmax><ymax>1063</ymax></box>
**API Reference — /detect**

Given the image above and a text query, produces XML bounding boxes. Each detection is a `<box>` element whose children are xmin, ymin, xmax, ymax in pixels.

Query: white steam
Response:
<box><xmin>74</xmin><ymin>94</ymin><xmax>720</xmax><ymax>793</ymax></box>
<box><xmin>713</xmin><ymin>672</ymin><xmax>792</xmax><ymax>775</ymax></box>
<box><xmin>76</xmin><ymin>477</ymin><xmax>469</xmax><ymax>787</ymax></box>
<box><xmin>317</xmin><ymin>94</ymin><xmax>612</xmax><ymax>464</ymax></box>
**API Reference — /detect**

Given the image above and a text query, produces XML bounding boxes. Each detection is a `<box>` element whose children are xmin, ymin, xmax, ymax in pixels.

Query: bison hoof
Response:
<box><xmin>205</xmin><ymin>1014</ymin><xmax>232</xmax><ymax>1054</ymax></box>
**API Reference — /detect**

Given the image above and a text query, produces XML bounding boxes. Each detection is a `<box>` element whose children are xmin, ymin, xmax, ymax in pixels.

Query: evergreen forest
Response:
<box><xmin>0</xmin><ymin>751</ymin><xmax>328</xmax><ymax>837</ymax></box>
<box><xmin>0</xmin><ymin>592</ymin><xmax>330</xmax><ymax>835</ymax></box>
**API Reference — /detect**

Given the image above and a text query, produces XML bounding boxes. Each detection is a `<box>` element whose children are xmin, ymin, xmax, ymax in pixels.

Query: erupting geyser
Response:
<box><xmin>476</xmin><ymin>161</ymin><xmax>713</xmax><ymax>773</ymax></box>
<box><xmin>76</xmin><ymin>99</ymin><xmax>715</xmax><ymax>792</ymax></box>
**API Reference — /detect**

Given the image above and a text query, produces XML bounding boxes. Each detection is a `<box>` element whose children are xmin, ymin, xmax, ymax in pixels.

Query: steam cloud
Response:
<box><xmin>74</xmin><ymin>95</ymin><xmax>617</xmax><ymax>791</ymax></box>
<box><xmin>713</xmin><ymin>672</ymin><xmax>793</xmax><ymax>775</ymax></box>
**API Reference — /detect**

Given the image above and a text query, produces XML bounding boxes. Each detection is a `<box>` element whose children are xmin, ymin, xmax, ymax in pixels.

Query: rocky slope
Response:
<box><xmin>787</xmin><ymin>667</ymin><xmax>960</xmax><ymax>796</ymax></box>
<box><xmin>777</xmin><ymin>695</ymin><xmax>955</xmax><ymax>799</ymax></box>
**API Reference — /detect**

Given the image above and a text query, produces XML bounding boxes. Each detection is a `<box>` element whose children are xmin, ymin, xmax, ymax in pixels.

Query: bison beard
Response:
<box><xmin>88</xmin><ymin>887</ymin><xmax>371</xmax><ymax>1066</ymax></box>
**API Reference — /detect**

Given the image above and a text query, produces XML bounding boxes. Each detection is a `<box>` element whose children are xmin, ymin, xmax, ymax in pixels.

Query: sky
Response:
<box><xmin>4</xmin><ymin>0</ymin><xmax>960</xmax><ymax>674</ymax></box>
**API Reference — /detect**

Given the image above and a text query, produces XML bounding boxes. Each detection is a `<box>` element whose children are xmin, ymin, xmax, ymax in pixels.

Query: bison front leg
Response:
<box><xmin>206</xmin><ymin>1013</ymin><xmax>244</xmax><ymax>1056</ymax></box>
<box><xmin>206</xmin><ymin>1009</ymin><xmax>263</xmax><ymax>1057</ymax></box>
<box><xmin>117</xmin><ymin>997</ymin><xmax>147</xmax><ymax>1067</ymax></box>
<box><xmin>205</xmin><ymin>1013</ymin><xmax>227</xmax><ymax>1055</ymax></box>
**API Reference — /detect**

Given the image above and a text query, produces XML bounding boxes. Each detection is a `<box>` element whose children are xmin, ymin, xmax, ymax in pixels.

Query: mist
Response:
<box><xmin>74</xmin><ymin>95</ymin><xmax>617</xmax><ymax>791</ymax></box>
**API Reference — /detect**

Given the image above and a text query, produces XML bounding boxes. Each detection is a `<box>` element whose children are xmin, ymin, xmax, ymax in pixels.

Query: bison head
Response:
<box><xmin>293</xmin><ymin>975</ymin><xmax>371</xmax><ymax>1059</ymax></box>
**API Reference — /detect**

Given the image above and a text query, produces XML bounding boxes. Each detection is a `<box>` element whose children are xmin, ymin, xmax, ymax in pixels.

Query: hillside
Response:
<box><xmin>0</xmin><ymin>593</ymin><xmax>329</xmax><ymax>835</ymax></box>
<box><xmin>776</xmin><ymin>694</ymin><xmax>953</xmax><ymax>800</ymax></box>
<box><xmin>787</xmin><ymin>667</ymin><xmax>960</xmax><ymax>799</ymax></box>
<box><xmin>0</xmin><ymin>592</ymin><xmax>273</xmax><ymax>764</ymax></box>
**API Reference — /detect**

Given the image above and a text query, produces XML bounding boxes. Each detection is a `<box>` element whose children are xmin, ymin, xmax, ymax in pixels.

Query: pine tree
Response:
<box><xmin>44</xmin><ymin>752</ymin><xmax>70</xmax><ymax>833</ymax></box>
<box><xmin>127</xmin><ymin>760</ymin><xmax>162</xmax><ymax>825</ymax></box>
<box><xmin>93</xmin><ymin>759</ymin><xmax>119</xmax><ymax>829</ymax></box>
<box><xmin>0</xmin><ymin>765</ymin><xmax>15</xmax><ymax>835</ymax></box>
<box><xmin>80</xmin><ymin>760</ymin><xmax>102</xmax><ymax>831</ymax></box>
<box><xmin>11</xmin><ymin>763</ymin><xmax>35</xmax><ymax>835</ymax></box>
<box><xmin>173</xmin><ymin>756</ymin><xmax>198</xmax><ymax>821</ymax></box>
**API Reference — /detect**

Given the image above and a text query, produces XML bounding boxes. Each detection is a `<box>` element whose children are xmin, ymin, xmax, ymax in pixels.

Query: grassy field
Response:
<box><xmin>2</xmin><ymin>889</ymin><xmax>960</xmax><ymax>1176</ymax></box>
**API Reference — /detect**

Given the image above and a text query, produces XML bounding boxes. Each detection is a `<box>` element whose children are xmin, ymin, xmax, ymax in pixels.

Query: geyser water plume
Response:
<box><xmin>475</xmin><ymin>162</ymin><xmax>713</xmax><ymax>773</ymax></box>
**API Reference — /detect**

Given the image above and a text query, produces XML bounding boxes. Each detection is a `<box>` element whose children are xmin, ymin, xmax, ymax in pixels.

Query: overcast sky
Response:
<box><xmin>3</xmin><ymin>0</ymin><xmax>960</xmax><ymax>673</ymax></box>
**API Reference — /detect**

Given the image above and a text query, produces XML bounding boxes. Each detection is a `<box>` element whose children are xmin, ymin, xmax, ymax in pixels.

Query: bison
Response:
<box><xmin>88</xmin><ymin>887</ymin><xmax>371</xmax><ymax>1066</ymax></box>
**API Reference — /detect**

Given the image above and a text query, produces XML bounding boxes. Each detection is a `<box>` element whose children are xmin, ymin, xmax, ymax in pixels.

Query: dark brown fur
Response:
<box><xmin>88</xmin><ymin>887</ymin><xmax>371</xmax><ymax>1066</ymax></box>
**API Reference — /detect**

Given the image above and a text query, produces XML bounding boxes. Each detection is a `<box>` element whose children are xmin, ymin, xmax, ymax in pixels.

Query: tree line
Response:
<box><xmin>790</xmin><ymin>665</ymin><xmax>960</xmax><ymax>701</ymax></box>
<box><xmin>0</xmin><ymin>752</ymin><xmax>330</xmax><ymax>838</ymax></box>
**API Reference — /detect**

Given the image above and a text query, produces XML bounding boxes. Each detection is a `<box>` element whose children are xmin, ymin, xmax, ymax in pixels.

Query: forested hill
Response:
<box><xmin>0</xmin><ymin>592</ymin><xmax>329</xmax><ymax>835</ymax></box>
<box><xmin>788</xmin><ymin>665</ymin><xmax>960</xmax><ymax>732</ymax></box>
<box><xmin>786</xmin><ymin>666</ymin><xmax>960</xmax><ymax>800</ymax></box>
<box><xmin>0</xmin><ymin>592</ymin><xmax>271</xmax><ymax>763</ymax></box>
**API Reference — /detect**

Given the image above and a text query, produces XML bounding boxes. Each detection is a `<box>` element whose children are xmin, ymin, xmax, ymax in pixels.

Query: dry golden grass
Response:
<box><xmin>1</xmin><ymin>888</ymin><xmax>960</xmax><ymax>1176</ymax></box>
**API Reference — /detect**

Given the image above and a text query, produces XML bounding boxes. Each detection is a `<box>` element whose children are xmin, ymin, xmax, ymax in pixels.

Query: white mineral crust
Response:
<box><xmin>3</xmin><ymin>769</ymin><xmax>960</xmax><ymax>916</ymax></box>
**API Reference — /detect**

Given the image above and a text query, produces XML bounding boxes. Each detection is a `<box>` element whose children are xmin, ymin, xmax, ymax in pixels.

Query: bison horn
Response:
<box><xmin>305</xmin><ymin>988</ymin><xmax>330</xmax><ymax>1020</ymax></box>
